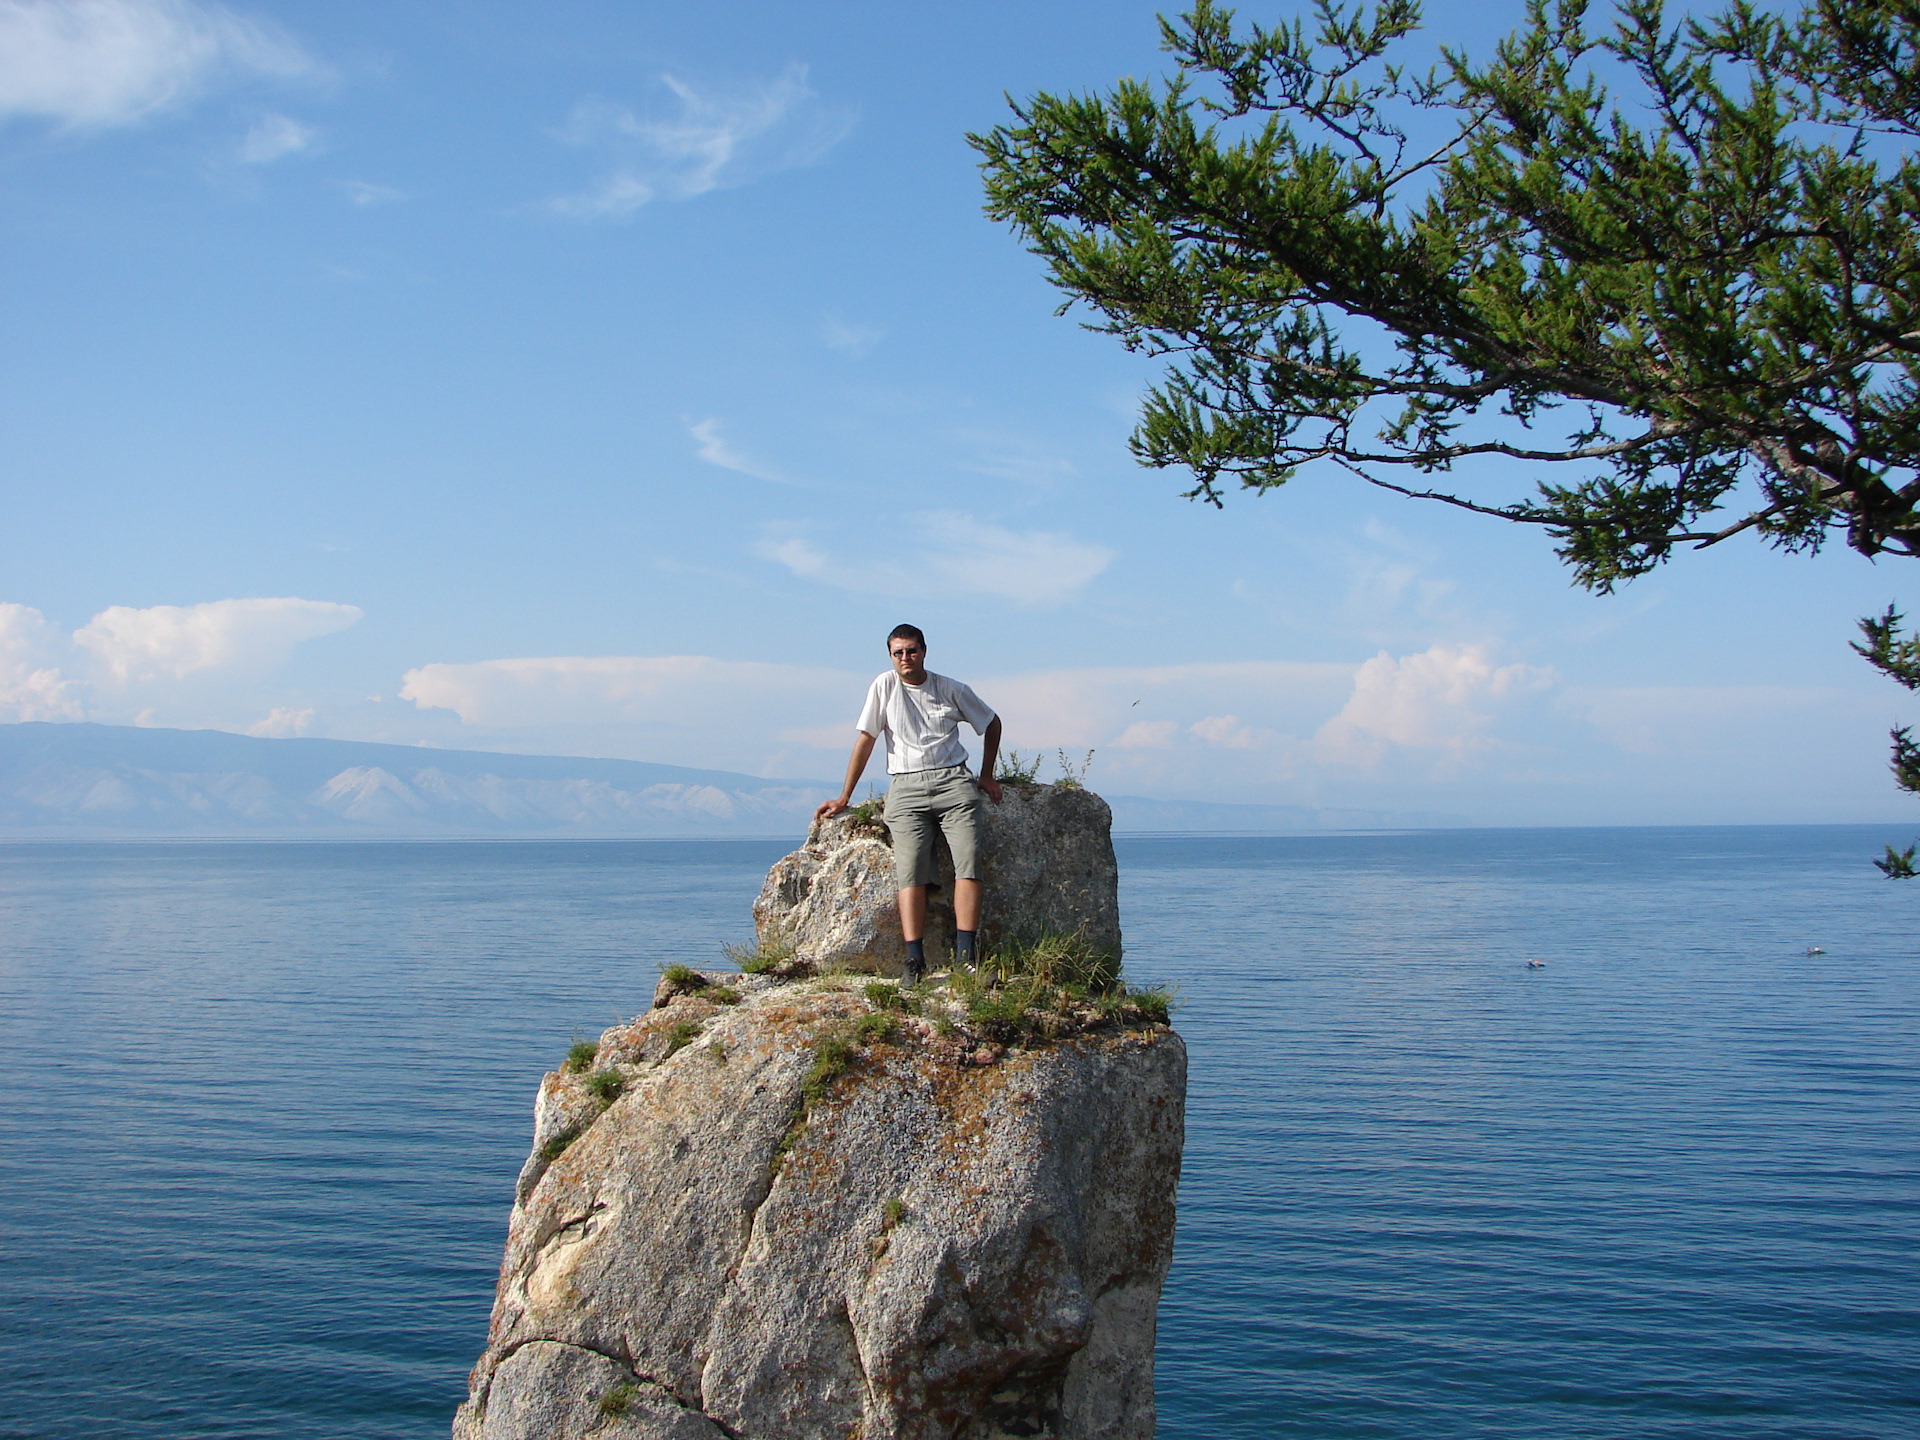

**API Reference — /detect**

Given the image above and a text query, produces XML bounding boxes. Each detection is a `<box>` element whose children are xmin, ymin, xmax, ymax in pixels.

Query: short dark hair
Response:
<box><xmin>887</xmin><ymin>623</ymin><xmax>926</xmax><ymax>649</ymax></box>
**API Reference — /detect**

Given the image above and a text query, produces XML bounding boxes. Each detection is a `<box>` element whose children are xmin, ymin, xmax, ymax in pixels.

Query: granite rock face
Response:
<box><xmin>453</xmin><ymin>976</ymin><xmax>1185</xmax><ymax>1440</ymax></box>
<box><xmin>753</xmin><ymin>783</ymin><xmax>1121</xmax><ymax>975</ymax></box>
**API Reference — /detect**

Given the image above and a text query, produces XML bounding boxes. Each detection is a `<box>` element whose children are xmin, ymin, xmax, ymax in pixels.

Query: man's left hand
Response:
<box><xmin>979</xmin><ymin>775</ymin><xmax>1003</xmax><ymax>805</ymax></box>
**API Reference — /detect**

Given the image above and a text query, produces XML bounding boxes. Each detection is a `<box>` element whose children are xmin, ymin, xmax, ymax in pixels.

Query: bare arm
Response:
<box><xmin>977</xmin><ymin>715</ymin><xmax>1003</xmax><ymax>804</ymax></box>
<box><xmin>814</xmin><ymin>731</ymin><xmax>878</xmax><ymax>821</ymax></box>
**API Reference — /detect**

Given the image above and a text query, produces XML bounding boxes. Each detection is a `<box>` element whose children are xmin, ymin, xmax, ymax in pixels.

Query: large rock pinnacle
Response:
<box><xmin>455</xmin><ymin>787</ymin><xmax>1183</xmax><ymax>1439</ymax></box>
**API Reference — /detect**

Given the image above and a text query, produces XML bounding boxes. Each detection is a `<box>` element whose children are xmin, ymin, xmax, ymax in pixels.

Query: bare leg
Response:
<box><xmin>953</xmin><ymin>878</ymin><xmax>981</xmax><ymax>933</ymax></box>
<box><xmin>898</xmin><ymin>885</ymin><xmax>927</xmax><ymax>942</ymax></box>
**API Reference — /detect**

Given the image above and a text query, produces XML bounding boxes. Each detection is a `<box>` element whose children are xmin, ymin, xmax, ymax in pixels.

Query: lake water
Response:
<box><xmin>1</xmin><ymin>827</ymin><xmax>1915</xmax><ymax>1438</ymax></box>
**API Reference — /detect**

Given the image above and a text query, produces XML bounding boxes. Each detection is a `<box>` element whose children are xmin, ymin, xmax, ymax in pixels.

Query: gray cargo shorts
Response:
<box><xmin>885</xmin><ymin>763</ymin><xmax>982</xmax><ymax>890</ymax></box>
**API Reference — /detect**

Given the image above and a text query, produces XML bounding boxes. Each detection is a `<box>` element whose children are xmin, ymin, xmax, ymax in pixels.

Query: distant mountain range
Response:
<box><xmin>0</xmin><ymin>723</ymin><xmax>1459</xmax><ymax>837</ymax></box>
<box><xmin>0</xmin><ymin>723</ymin><xmax>831</xmax><ymax>838</ymax></box>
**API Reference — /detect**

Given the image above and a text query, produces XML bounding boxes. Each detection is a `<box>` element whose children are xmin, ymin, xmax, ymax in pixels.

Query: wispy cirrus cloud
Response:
<box><xmin>755</xmin><ymin>513</ymin><xmax>1116</xmax><ymax>607</ymax></box>
<box><xmin>339</xmin><ymin>178</ymin><xmax>402</xmax><ymax>206</ymax></box>
<box><xmin>546</xmin><ymin>63</ymin><xmax>853</xmax><ymax>219</ymax></box>
<box><xmin>949</xmin><ymin>429</ymin><xmax>1080</xmax><ymax>488</ymax></box>
<box><xmin>236</xmin><ymin>109</ymin><xmax>313</xmax><ymax>161</ymax></box>
<box><xmin>0</xmin><ymin>0</ymin><xmax>319</xmax><ymax>131</ymax></box>
<box><xmin>688</xmin><ymin>418</ymin><xmax>789</xmax><ymax>483</ymax></box>
<box><xmin>821</xmin><ymin>314</ymin><xmax>883</xmax><ymax>357</ymax></box>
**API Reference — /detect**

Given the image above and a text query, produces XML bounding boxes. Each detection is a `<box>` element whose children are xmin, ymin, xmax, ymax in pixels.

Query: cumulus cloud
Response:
<box><xmin>755</xmin><ymin>513</ymin><xmax>1116</xmax><ymax>607</ymax></box>
<box><xmin>547</xmin><ymin>63</ymin><xmax>853</xmax><ymax>218</ymax></box>
<box><xmin>74</xmin><ymin>597</ymin><xmax>361</xmax><ymax>683</ymax></box>
<box><xmin>0</xmin><ymin>604</ymin><xmax>88</xmax><ymax>720</ymax></box>
<box><xmin>246</xmin><ymin>704</ymin><xmax>313</xmax><ymax>737</ymax></box>
<box><xmin>1189</xmin><ymin>714</ymin><xmax>1272</xmax><ymax>749</ymax></box>
<box><xmin>1111</xmin><ymin>719</ymin><xmax>1180</xmax><ymax>750</ymax></box>
<box><xmin>1314</xmin><ymin>643</ymin><xmax>1558</xmax><ymax>767</ymax></box>
<box><xmin>0</xmin><ymin>596</ymin><xmax>361</xmax><ymax>732</ymax></box>
<box><xmin>0</xmin><ymin>0</ymin><xmax>318</xmax><ymax>130</ymax></box>
<box><xmin>985</xmin><ymin>661</ymin><xmax>1354</xmax><ymax>755</ymax></box>
<box><xmin>236</xmin><ymin>109</ymin><xmax>312</xmax><ymax>161</ymax></box>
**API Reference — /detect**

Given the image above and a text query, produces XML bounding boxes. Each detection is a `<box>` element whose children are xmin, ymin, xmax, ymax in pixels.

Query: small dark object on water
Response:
<box><xmin>1525</xmin><ymin>959</ymin><xmax>1546</xmax><ymax>969</ymax></box>
<box><xmin>1806</xmin><ymin>945</ymin><xmax>1825</xmax><ymax>956</ymax></box>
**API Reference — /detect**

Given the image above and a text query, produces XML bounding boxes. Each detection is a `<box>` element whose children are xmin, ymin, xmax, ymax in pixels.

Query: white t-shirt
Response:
<box><xmin>856</xmin><ymin>670</ymin><xmax>996</xmax><ymax>775</ymax></box>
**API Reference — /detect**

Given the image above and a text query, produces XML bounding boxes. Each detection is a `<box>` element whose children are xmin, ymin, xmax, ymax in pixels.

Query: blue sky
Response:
<box><xmin>2</xmin><ymin>0</ymin><xmax>1915</xmax><ymax>825</ymax></box>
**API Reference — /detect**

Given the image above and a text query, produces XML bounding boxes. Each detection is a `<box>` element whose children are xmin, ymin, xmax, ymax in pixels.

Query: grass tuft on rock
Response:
<box><xmin>778</xmin><ymin>1013</ymin><xmax>898</xmax><ymax>1160</ymax></box>
<box><xmin>984</xmin><ymin>929</ymin><xmax>1119</xmax><ymax>992</ymax></box>
<box><xmin>562</xmin><ymin>1039</ymin><xmax>598</xmax><ymax>1074</ymax></box>
<box><xmin>864</xmin><ymin>980</ymin><xmax>919</xmax><ymax>1014</ymax></box>
<box><xmin>597</xmin><ymin>1382</ymin><xmax>638</xmax><ymax>1417</ymax></box>
<box><xmin>538</xmin><ymin>1129</ymin><xmax>579</xmax><ymax>1163</ymax></box>
<box><xmin>663</xmin><ymin>1020</ymin><xmax>703</xmax><ymax>1058</ymax></box>
<box><xmin>724</xmin><ymin>932</ymin><xmax>807</xmax><ymax>977</ymax></box>
<box><xmin>583</xmin><ymin>1069</ymin><xmax>625</xmax><ymax>1102</ymax></box>
<box><xmin>995</xmin><ymin>748</ymin><xmax>1043</xmax><ymax>785</ymax></box>
<box><xmin>925</xmin><ymin>930</ymin><xmax>1175</xmax><ymax>1048</ymax></box>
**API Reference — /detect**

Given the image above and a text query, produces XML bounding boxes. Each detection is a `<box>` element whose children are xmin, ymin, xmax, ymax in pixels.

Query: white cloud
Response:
<box><xmin>398</xmin><ymin>654</ymin><xmax>860</xmax><ymax>772</ymax></box>
<box><xmin>689</xmin><ymin>418</ymin><xmax>787</xmax><ymax>483</ymax></box>
<box><xmin>757</xmin><ymin>536</ymin><xmax>831</xmax><ymax>579</ymax></box>
<box><xmin>1189</xmin><ymin>714</ymin><xmax>1272</xmax><ymax>749</ymax></box>
<box><xmin>378</xmin><ymin>644</ymin><xmax>1909</xmax><ymax>821</ymax></box>
<box><xmin>236</xmin><ymin>109</ymin><xmax>312</xmax><ymax>161</ymax></box>
<box><xmin>246</xmin><ymin>704</ymin><xmax>313</xmax><ymax>737</ymax></box>
<box><xmin>1571</xmin><ymin>684</ymin><xmax>1878</xmax><ymax>757</ymax></box>
<box><xmin>549</xmin><ymin>169</ymin><xmax>653</xmax><ymax>219</ymax></box>
<box><xmin>0</xmin><ymin>595</ymin><xmax>361</xmax><ymax>730</ymax></box>
<box><xmin>0</xmin><ymin>604</ymin><xmax>87</xmax><ymax>720</ymax></box>
<box><xmin>74</xmin><ymin>597</ymin><xmax>362</xmax><ymax>682</ymax></box>
<box><xmin>1111</xmin><ymin>719</ymin><xmax>1180</xmax><ymax>749</ymax></box>
<box><xmin>821</xmin><ymin>315</ymin><xmax>883</xmax><ymax>356</ymax></box>
<box><xmin>0</xmin><ymin>0</ymin><xmax>318</xmax><ymax>130</ymax></box>
<box><xmin>985</xmin><ymin>661</ymin><xmax>1355</xmax><ymax>754</ymax></box>
<box><xmin>546</xmin><ymin>63</ymin><xmax>853</xmax><ymax>218</ymax></box>
<box><xmin>949</xmin><ymin>429</ymin><xmax>1080</xmax><ymax>488</ymax></box>
<box><xmin>1314</xmin><ymin>643</ymin><xmax>1558</xmax><ymax>767</ymax></box>
<box><xmin>755</xmin><ymin>512</ymin><xmax>1116</xmax><ymax>607</ymax></box>
<box><xmin>923</xmin><ymin>514</ymin><xmax>1113</xmax><ymax>604</ymax></box>
<box><xmin>340</xmin><ymin>178</ymin><xmax>402</xmax><ymax>206</ymax></box>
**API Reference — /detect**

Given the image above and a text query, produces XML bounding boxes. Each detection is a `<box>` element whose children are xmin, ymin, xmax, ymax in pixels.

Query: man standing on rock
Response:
<box><xmin>814</xmin><ymin>624</ymin><xmax>1002</xmax><ymax>984</ymax></box>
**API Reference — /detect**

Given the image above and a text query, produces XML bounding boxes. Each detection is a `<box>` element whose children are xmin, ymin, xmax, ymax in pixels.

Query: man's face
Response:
<box><xmin>889</xmin><ymin>637</ymin><xmax>926</xmax><ymax>680</ymax></box>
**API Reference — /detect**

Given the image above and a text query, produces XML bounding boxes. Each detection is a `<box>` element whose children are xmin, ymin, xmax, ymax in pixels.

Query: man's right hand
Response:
<box><xmin>814</xmin><ymin>798</ymin><xmax>850</xmax><ymax>822</ymax></box>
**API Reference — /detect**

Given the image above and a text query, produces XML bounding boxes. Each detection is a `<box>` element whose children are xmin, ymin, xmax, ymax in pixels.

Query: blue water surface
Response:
<box><xmin>0</xmin><ymin>827</ymin><xmax>1915</xmax><ymax>1438</ymax></box>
